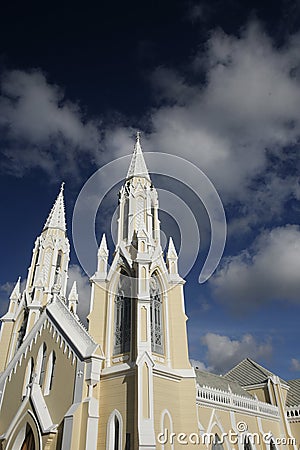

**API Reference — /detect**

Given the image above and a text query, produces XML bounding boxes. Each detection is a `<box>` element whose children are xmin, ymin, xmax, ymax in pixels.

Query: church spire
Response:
<box><xmin>126</xmin><ymin>132</ymin><xmax>150</xmax><ymax>181</ymax></box>
<box><xmin>43</xmin><ymin>182</ymin><xmax>66</xmax><ymax>232</ymax></box>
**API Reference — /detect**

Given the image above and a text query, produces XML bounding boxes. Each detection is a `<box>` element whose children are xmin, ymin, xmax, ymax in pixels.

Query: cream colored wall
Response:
<box><xmin>88</xmin><ymin>281</ymin><xmax>108</xmax><ymax>351</ymax></box>
<box><xmin>0</xmin><ymin>324</ymin><xmax>76</xmax><ymax>438</ymax></box>
<box><xmin>197</xmin><ymin>404</ymin><xmax>291</xmax><ymax>450</ymax></box>
<box><xmin>0</xmin><ymin>321</ymin><xmax>14</xmax><ymax>372</ymax></box>
<box><xmin>289</xmin><ymin>421</ymin><xmax>300</xmax><ymax>446</ymax></box>
<box><xmin>154</xmin><ymin>376</ymin><xmax>198</xmax><ymax>450</ymax></box>
<box><xmin>167</xmin><ymin>284</ymin><xmax>192</xmax><ymax>370</ymax></box>
<box><xmin>246</xmin><ymin>386</ymin><xmax>271</xmax><ymax>403</ymax></box>
<box><xmin>98</xmin><ymin>372</ymin><xmax>136</xmax><ymax>449</ymax></box>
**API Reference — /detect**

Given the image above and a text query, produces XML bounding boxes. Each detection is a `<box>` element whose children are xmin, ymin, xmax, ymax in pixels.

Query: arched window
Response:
<box><xmin>150</xmin><ymin>273</ymin><xmax>163</xmax><ymax>354</ymax></box>
<box><xmin>22</xmin><ymin>358</ymin><xmax>34</xmax><ymax>398</ymax></box>
<box><xmin>44</xmin><ymin>351</ymin><xmax>56</xmax><ymax>395</ymax></box>
<box><xmin>16</xmin><ymin>310</ymin><xmax>29</xmax><ymax>350</ymax></box>
<box><xmin>106</xmin><ymin>410</ymin><xmax>122</xmax><ymax>450</ymax></box>
<box><xmin>36</xmin><ymin>343</ymin><xmax>47</xmax><ymax>387</ymax></box>
<box><xmin>21</xmin><ymin>424</ymin><xmax>35</xmax><ymax>450</ymax></box>
<box><xmin>161</xmin><ymin>410</ymin><xmax>174</xmax><ymax>450</ymax></box>
<box><xmin>244</xmin><ymin>436</ymin><xmax>252</xmax><ymax>450</ymax></box>
<box><xmin>212</xmin><ymin>434</ymin><xmax>224</xmax><ymax>450</ymax></box>
<box><xmin>54</xmin><ymin>250</ymin><xmax>63</xmax><ymax>287</ymax></box>
<box><xmin>113</xmin><ymin>271</ymin><xmax>131</xmax><ymax>355</ymax></box>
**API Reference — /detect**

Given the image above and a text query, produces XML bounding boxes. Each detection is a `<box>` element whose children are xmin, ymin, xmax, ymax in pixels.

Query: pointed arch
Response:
<box><xmin>113</xmin><ymin>269</ymin><xmax>132</xmax><ymax>355</ymax></box>
<box><xmin>150</xmin><ymin>271</ymin><xmax>164</xmax><ymax>354</ymax></box>
<box><xmin>269</xmin><ymin>437</ymin><xmax>278</xmax><ymax>450</ymax></box>
<box><xmin>22</xmin><ymin>358</ymin><xmax>34</xmax><ymax>398</ymax></box>
<box><xmin>106</xmin><ymin>409</ymin><xmax>123</xmax><ymax>450</ymax></box>
<box><xmin>44</xmin><ymin>351</ymin><xmax>56</xmax><ymax>395</ymax></box>
<box><xmin>160</xmin><ymin>409</ymin><xmax>174</xmax><ymax>450</ymax></box>
<box><xmin>206</xmin><ymin>415</ymin><xmax>230</xmax><ymax>450</ymax></box>
<box><xmin>36</xmin><ymin>343</ymin><xmax>47</xmax><ymax>387</ymax></box>
<box><xmin>6</xmin><ymin>410</ymin><xmax>42</xmax><ymax>450</ymax></box>
<box><xmin>212</xmin><ymin>433</ymin><xmax>224</xmax><ymax>450</ymax></box>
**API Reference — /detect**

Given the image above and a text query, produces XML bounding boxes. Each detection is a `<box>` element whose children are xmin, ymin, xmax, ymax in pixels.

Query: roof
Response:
<box><xmin>287</xmin><ymin>379</ymin><xmax>300</xmax><ymax>407</ymax></box>
<box><xmin>224</xmin><ymin>358</ymin><xmax>286</xmax><ymax>386</ymax></box>
<box><xmin>43</xmin><ymin>183</ymin><xmax>66</xmax><ymax>232</ymax></box>
<box><xmin>195</xmin><ymin>368</ymin><xmax>253</xmax><ymax>398</ymax></box>
<box><xmin>126</xmin><ymin>132</ymin><xmax>150</xmax><ymax>181</ymax></box>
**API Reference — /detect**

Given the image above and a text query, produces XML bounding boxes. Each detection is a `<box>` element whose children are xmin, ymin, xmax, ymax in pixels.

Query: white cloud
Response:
<box><xmin>201</xmin><ymin>332</ymin><xmax>272</xmax><ymax>374</ymax></box>
<box><xmin>190</xmin><ymin>359</ymin><xmax>209</xmax><ymax>371</ymax></box>
<box><xmin>67</xmin><ymin>264</ymin><xmax>91</xmax><ymax>325</ymax></box>
<box><xmin>210</xmin><ymin>225</ymin><xmax>300</xmax><ymax>312</ymax></box>
<box><xmin>0</xmin><ymin>69</ymin><xmax>101</xmax><ymax>179</ymax></box>
<box><xmin>291</xmin><ymin>358</ymin><xmax>300</xmax><ymax>371</ymax></box>
<box><xmin>143</xmin><ymin>22</ymin><xmax>300</xmax><ymax>224</ymax></box>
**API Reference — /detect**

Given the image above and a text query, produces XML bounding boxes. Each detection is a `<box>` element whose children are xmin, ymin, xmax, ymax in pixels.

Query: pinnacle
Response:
<box><xmin>98</xmin><ymin>233</ymin><xmax>108</xmax><ymax>255</ymax></box>
<box><xmin>126</xmin><ymin>132</ymin><xmax>150</xmax><ymax>181</ymax></box>
<box><xmin>68</xmin><ymin>281</ymin><xmax>78</xmax><ymax>301</ymax></box>
<box><xmin>167</xmin><ymin>237</ymin><xmax>178</xmax><ymax>259</ymax></box>
<box><xmin>43</xmin><ymin>183</ymin><xmax>66</xmax><ymax>232</ymax></box>
<box><xmin>10</xmin><ymin>277</ymin><xmax>21</xmax><ymax>300</ymax></box>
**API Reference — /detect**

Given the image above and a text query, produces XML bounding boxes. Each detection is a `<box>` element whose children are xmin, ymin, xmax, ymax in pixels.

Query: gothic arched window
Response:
<box><xmin>150</xmin><ymin>273</ymin><xmax>163</xmax><ymax>355</ymax></box>
<box><xmin>244</xmin><ymin>436</ymin><xmax>252</xmax><ymax>450</ymax></box>
<box><xmin>21</xmin><ymin>425</ymin><xmax>35</xmax><ymax>450</ymax></box>
<box><xmin>22</xmin><ymin>358</ymin><xmax>34</xmax><ymax>398</ymax></box>
<box><xmin>212</xmin><ymin>434</ymin><xmax>224</xmax><ymax>450</ymax></box>
<box><xmin>16</xmin><ymin>309</ymin><xmax>29</xmax><ymax>350</ymax></box>
<box><xmin>113</xmin><ymin>271</ymin><xmax>131</xmax><ymax>355</ymax></box>
<box><xmin>44</xmin><ymin>351</ymin><xmax>56</xmax><ymax>395</ymax></box>
<box><xmin>37</xmin><ymin>343</ymin><xmax>47</xmax><ymax>387</ymax></box>
<box><xmin>107</xmin><ymin>410</ymin><xmax>122</xmax><ymax>450</ymax></box>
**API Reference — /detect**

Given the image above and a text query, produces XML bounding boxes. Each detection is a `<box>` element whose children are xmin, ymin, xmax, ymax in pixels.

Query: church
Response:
<box><xmin>0</xmin><ymin>135</ymin><xmax>299</xmax><ymax>449</ymax></box>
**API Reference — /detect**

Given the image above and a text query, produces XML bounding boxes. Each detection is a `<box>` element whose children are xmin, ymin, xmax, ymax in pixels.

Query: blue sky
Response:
<box><xmin>0</xmin><ymin>0</ymin><xmax>299</xmax><ymax>380</ymax></box>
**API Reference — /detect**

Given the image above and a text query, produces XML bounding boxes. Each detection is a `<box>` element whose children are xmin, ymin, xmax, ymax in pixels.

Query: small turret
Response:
<box><xmin>94</xmin><ymin>233</ymin><xmax>109</xmax><ymax>281</ymax></box>
<box><xmin>68</xmin><ymin>281</ymin><xmax>78</xmax><ymax>315</ymax></box>
<box><xmin>8</xmin><ymin>277</ymin><xmax>21</xmax><ymax>315</ymax></box>
<box><xmin>166</xmin><ymin>237</ymin><xmax>179</xmax><ymax>280</ymax></box>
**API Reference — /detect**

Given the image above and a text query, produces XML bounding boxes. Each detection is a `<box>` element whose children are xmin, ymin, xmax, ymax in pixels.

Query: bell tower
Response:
<box><xmin>89</xmin><ymin>134</ymin><xmax>198</xmax><ymax>449</ymax></box>
<box><xmin>0</xmin><ymin>184</ymin><xmax>70</xmax><ymax>371</ymax></box>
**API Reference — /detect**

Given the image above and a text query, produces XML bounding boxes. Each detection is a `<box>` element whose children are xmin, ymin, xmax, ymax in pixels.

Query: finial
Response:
<box><xmin>136</xmin><ymin>131</ymin><xmax>141</xmax><ymax>144</ymax></box>
<box><xmin>60</xmin><ymin>182</ymin><xmax>65</xmax><ymax>193</ymax></box>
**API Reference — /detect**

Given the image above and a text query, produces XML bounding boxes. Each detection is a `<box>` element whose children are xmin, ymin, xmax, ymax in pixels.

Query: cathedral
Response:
<box><xmin>0</xmin><ymin>135</ymin><xmax>299</xmax><ymax>450</ymax></box>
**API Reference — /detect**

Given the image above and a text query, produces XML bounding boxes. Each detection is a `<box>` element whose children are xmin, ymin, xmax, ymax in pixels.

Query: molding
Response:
<box><xmin>153</xmin><ymin>364</ymin><xmax>196</xmax><ymax>382</ymax></box>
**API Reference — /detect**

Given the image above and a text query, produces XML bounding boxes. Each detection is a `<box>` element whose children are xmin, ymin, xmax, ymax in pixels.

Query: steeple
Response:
<box><xmin>117</xmin><ymin>132</ymin><xmax>159</xmax><ymax>249</ymax></box>
<box><xmin>126</xmin><ymin>132</ymin><xmax>150</xmax><ymax>181</ymax></box>
<box><xmin>43</xmin><ymin>182</ymin><xmax>66</xmax><ymax>232</ymax></box>
<box><xmin>25</xmin><ymin>183</ymin><xmax>70</xmax><ymax>327</ymax></box>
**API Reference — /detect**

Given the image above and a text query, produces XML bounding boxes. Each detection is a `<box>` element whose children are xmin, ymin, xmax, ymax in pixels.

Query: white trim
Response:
<box><xmin>106</xmin><ymin>409</ymin><xmax>123</xmax><ymax>450</ymax></box>
<box><xmin>160</xmin><ymin>409</ymin><xmax>174</xmax><ymax>450</ymax></box>
<box><xmin>3</xmin><ymin>408</ymin><xmax>43</xmax><ymax>450</ymax></box>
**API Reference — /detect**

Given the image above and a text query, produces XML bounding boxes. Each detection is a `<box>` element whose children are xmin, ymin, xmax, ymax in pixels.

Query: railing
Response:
<box><xmin>196</xmin><ymin>384</ymin><xmax>279</xmax><ymax>418</ymax></box>
<box><xmin>286</xmin><ymin>406</ymin><xmax>300</xmax><ymax>421</ymax></box>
